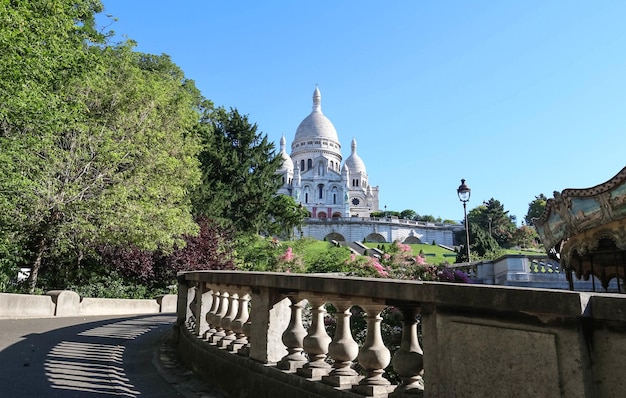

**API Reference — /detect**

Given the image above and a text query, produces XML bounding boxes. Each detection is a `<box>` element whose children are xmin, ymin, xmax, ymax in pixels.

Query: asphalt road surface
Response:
<box><xmin>0</xmin><ymin>314</ymin><xmax>227</xmax><ymax>397</ymax></box>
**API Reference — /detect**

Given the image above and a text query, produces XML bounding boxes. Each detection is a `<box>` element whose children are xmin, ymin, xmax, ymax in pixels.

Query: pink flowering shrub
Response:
<box><xmin>276</xmin><ymin>245</ymin><xmax>305</xmax><ymax>273</ymax></box>
<box><xmin>279</xmin><ymin>247</ymin><xmax>294</xmax><ymax>262</ymax></box>
<box><xmin>340</xmin><ymin>240</ymin><xmax>469</xmax><ymax>283</ymax></box>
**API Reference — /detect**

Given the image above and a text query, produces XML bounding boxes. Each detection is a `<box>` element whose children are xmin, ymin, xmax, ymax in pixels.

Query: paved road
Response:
<box><xmin>0</xmin><ymin>314</ymin><xmax>227</xmax><ymax>397</ymax></box>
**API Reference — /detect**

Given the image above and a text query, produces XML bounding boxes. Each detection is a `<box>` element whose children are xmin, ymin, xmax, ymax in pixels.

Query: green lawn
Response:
<box><xmin>282</xmin><ymin>239</ymin><xmax>545</xmax><ymax>267</ymax></box>
<box><xmin>289</xmin><ymin>238</ymin><xmax>341</xmax><ymax>258</ymax></box>
<box><xmin>364</xmin><ymin>242</ymin><xmax>457</xmax><ymax>265</ymax></box>
<box><xmin>504</xmin><ymin>248</ymin><xmax>545</xmax><ymax>256</ymax></box>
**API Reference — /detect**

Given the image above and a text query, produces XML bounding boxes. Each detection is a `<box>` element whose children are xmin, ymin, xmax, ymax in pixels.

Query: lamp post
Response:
<box><xmin>457</xmin><ymin>179</ymin><xmax>471</xmax><ymax>262</ymax></box>
<box><xmin>384</xmin><ymin>205</ymin><xmax>387</xmax><ymax>218</ymax></box>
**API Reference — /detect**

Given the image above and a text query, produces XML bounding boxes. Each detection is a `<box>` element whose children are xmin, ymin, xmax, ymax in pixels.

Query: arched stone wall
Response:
<box><xmin>365</xmin><ymin>233</ymin><xmax>385</xmax><ymax>243</ymax></box>
<box><xmin>325</xmin><ymin>232</ymin><xmax>346</xmax><ymax>242</ymax></box>
<box><xmin>298</xmin><ymin>219</ymin><xmax>459</xmax><ymax>246</ymax></box>
<box><xmin>404</xmin><ymin>236</ymin><xmax>423</xmax><ymax>244</ymax></box>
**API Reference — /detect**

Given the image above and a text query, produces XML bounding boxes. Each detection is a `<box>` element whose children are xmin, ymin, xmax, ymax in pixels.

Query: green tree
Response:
<box><xmin>193</xmin><ymin>107</ymin><xmax>291</xmax><ymax>235</ymax></box>
<box><xmin>267</xmin><ymin>195</ymin><xmax>309</xmax><ymax>238</ymax></box>
<box><xmin>1</xmin><ymin>2</ymin><xmax>202</xmax><ymax>291</ymax></box>
<box><xmin>455</xmin><ymin>222</ymin><xmax>501</xmax><ymax>262</ymax></box>
<box><xmin>400</xmin><ymin>209</ymin><xmax>417</xmax><ymax>220</ymax></box>
<box><xmin>513</xmin><ymin>225</ymin><xmax>540</xmax><ymax>249</ymax></box>
<box><xmin>524</xmin><ymin>194</ymin><xmax>548</xmax><ymax>226</ymax></box>
<box><xmin>416</xmin><ymin>214</ymin><xmax>442</xmax><ymax>223</ymax></box>
<box><xmin>468</xmin><ymin>198</ymin><xmax>516</xmax><ymax>247</ymax></box>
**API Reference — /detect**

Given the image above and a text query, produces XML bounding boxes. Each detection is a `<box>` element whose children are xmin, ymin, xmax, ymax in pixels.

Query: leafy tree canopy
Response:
<box><xmin>0</xmin><ymin>0</ymin><xmax>202</xmax><ymax>291</ymax></box>
<box><xmin>192</xmin><ymin>107</ymin><xmax>303</xmax><ymax>236</ymax></box>
<box><xmin>524</xmin><ymin>193</ymin><xmax>548</xmax><ymax>226</ymax></box>
<box><xmin>467</xmin><ymin>198</ymin><xmax>517</xmax><ymax>247</ymax></box>
<box><xmin>400</xmin><ymin>209</ymin><xmax>417</xmax><ymax>219</ymax></box>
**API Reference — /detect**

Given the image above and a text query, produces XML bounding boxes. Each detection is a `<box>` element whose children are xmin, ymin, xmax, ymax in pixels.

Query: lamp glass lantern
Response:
<box><xmin>457</xmin><ymin>179</ymin><xmax>471</xmax><ymax>203</ymax></box>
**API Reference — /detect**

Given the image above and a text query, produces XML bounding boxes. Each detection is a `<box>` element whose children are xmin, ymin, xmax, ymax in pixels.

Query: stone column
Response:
<box><xmin>204</xmin><ymin>288</ymin><xmax>221</xmax><ymax>340</ymax></box>
<box><xmin>209</xmin><ymin>290</ymin><xmax>230</xmax><ymax>345</ymax></box>
<box><xmin>322</xmin><ymin>299</ymin><xmax>361</xmax><ymax>389</ymax></box>
<box><xmin>297</xmin><ymin>294</ymin><xmax>332</xmax><ymax>380</ymax></box>
<box><xmin>218</xmin><ymin>292</ymin><xmax>239</xmax><ymax>348</ymax></box>
<box><xmin>353</xmin><ymin>302</ymin><xmax>394</xmax><ymax>397</ymax></box>
<box><xmin>229</xmin><ymin>292</ymin><xmax>251</xmax><ymax>353</ymax></box>
<box><xmin>237</xmin><ymin>318</ymin><xmax>252</xmax><ymax>357</ymax></box>
<box><xmin>390</xmin><ymin>305</ymin><xmax>424</xmax><ymax>397</ymax></box>
<box><xmin>277</xmin><ymin>296</ymin><xmax>308</xmax><ymax>372</ymax></box>
<box><xmin>186</xmin><ymin>284</ymin><xmax>197</xmax><ymax>331</ymax></box>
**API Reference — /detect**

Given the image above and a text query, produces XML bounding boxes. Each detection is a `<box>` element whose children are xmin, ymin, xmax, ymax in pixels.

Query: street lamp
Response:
<box><xmin>457</xmin><ymin>179</ymin><xmax>471</xmax><ymax>262</ymax></box>
<box><xmin>384</xmin><ymin>205</ymin><xmax>387</xmax><ymax>218</ymax></box>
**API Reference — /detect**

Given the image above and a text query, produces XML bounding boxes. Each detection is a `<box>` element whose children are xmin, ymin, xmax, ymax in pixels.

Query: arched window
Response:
<box><xmin>307</xmin><ymin>159</ymin><xmax>313</xmax><ymax>170</ymax></box>
<box><xmin>318</xmin><ymin>184</ymin><xmax>324</xmax><ymax>199</ymax></box>
<box><xmin>303</xmin><ymin>185</ymin><xmax>311</xmax><ymax>204</ymax></box>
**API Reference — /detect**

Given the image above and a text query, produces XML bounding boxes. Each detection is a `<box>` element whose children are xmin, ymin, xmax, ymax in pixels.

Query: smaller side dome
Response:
<box><xmin>278</xmin><ymin>135</ymin><xmax>294</xmax><ymax>173</ymax></box>
<box><xmin>344</xmin><ymin>138</ymin><xmax>366</xmax><ymax>175</ymax></box>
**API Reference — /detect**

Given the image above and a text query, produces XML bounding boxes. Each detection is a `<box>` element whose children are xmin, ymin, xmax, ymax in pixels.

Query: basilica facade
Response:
<box><xmin>277</xmin><ymin>86</ymin><xmax>380</xmax><ymax>218</ymax></box>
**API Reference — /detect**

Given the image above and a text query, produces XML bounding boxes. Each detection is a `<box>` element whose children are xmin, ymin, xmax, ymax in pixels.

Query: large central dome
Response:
<box><xmin>293</xmin><ymin>86</ymin><xmax>339</xmax><ymax>143</ymax></box>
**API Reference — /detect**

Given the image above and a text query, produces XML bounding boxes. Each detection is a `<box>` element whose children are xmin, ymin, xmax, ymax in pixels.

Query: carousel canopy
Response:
<box><xmin>534</xmin><ymin>166</ymin><xmax>626</xmax><ymax>290</ymax></box>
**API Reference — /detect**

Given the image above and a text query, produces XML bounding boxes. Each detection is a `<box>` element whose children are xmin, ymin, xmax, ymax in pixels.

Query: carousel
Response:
<box><xmin>534</xmin><ymin>166</ymin><xmax>626</xmax><ymax>293</ymax></box>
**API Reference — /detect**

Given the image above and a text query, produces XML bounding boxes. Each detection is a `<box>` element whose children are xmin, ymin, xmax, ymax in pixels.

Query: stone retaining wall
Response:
<box><xmin>0</xmin><ymin>291</ymin><xmax>177</xmax><ymax>318</ymax></box>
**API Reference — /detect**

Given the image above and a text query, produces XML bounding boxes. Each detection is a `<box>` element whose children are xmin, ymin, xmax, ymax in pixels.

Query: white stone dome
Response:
<box><xmin>345</xmin><ymin>138</ymin><xmax>366</xmax><ymax>175</ymax></box>
<box><xmin>293</xmin><ymin>86</ymin><xmax>340</xmax><ymax>144</ymax></box>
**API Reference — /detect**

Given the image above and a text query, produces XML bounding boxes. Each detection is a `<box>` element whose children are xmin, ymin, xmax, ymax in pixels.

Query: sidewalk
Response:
<box><xmin>0</xmin><ymin>314</ymin><xmax>227</xmax><ymax>397</ymax></box>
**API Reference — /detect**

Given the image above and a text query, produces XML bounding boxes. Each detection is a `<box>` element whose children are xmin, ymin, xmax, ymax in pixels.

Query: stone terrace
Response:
<box><xmin>176</xmin><ymin>270</ymin><xmax>626</xmax><ymax>397</ymax></box>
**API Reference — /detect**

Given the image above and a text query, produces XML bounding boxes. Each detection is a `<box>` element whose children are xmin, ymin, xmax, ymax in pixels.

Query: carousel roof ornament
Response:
<box><xmin>534</xmin><ymin>166</ymin><xmax>626</xmax><ymax>291</ymax></box>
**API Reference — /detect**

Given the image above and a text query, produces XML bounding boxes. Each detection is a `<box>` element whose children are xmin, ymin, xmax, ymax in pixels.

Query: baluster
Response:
<box><xmin>186</xmin><ymin>285</ymin><xmax>197</xmax><ymax>330</ymax></box>
<box><xmin>277</xmin><ymin>297</ymin><xmax>308</xmax><ymax>372</ymax></box>
<box><xmin>390</xmin><ymin>305</ymin><xmax>424</xmax><ymax>397</ymax></box>
<box><xmin>218</xmin><ymin>292</ymin><xmax>239</xmax><ymax>348</ymax></box>
<box><xmin>322</xmin><ymin>298</ymin><xmax>361</xmax><ymax>389</ymax></box>
<box><xmin>353</xmin><ymin>302</ymin><xmax>394</xmax><ymax>397</ymax></box>
<box><xmin>237</xmin><ymin>319</ymin><xmax>252</xmax><ymax>357</ymax></box>
<box><xmin>209</xmin><ymin>290</ymin><xmax>230</xmax><ymax>345</ymax></box>
<box><xmin>229</xmin><ymin>292</ymin><xmax>251</xmax><ymax>353</ymax></box>
<box><xmin>203</xmin><ymin>288</ymin><xmax>221</xmax><ymax>340</ymax></box>
<box><xmin>297</xmin><ymin>295</ymin><xmax>332</xmax><ymax>380</ymax></box>
<box><xmin>195</xmin><ymin>283</ymin><xmax>213</xmax><ymax>337</ymax></box>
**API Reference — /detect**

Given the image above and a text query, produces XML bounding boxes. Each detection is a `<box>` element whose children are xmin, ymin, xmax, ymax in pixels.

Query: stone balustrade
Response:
<box><xmin>175</xmin><ymin>270</ymin><xmax>626</xmax><ymax>398</ymax></box>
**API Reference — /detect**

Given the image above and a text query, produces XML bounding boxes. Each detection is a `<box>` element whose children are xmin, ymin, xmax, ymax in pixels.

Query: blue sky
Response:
<box><xmin>98</xmin><ymin>0</ymin><xmax>626</xmax><ymax>224</ymax></box>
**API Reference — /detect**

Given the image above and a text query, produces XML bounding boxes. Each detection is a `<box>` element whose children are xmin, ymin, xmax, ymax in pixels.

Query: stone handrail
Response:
<box><xmin>175</xmin><ymin>270</ymin><xmax>626</xmax><ymax>398</ymax></box>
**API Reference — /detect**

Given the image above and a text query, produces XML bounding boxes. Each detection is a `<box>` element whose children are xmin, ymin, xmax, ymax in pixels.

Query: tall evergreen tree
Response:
<box><xmin>193</xmin><ymin>107</ymin><xmax>303</xmax><ymax>235</ymax></box>
<box><xmin>524</xmin><ymin>194</ymin><xmax>548</xmax><ymax>226</ymax></box>
<box><xmin>467</xmin><ymin>198</ymin><xmax>517</xmax><ymax>247</ymax></box>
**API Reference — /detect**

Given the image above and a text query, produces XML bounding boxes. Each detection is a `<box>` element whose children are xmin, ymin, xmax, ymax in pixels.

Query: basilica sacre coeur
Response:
<box><xmin>276</xmin><ymin>86</ymin><xmax>380</xmax><ymax>219</ymax></box>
